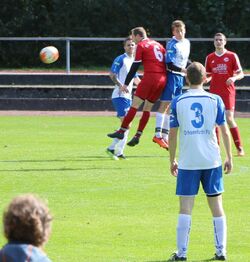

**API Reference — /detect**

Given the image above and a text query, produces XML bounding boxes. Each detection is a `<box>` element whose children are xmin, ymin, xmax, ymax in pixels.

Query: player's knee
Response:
<box><xmin>179</xmin><ymin>207</ymin><xmax>192</xmax><ymax>215</ymax></box>
<box><xmin>210</xmin><ymin>208</ymin><xmax>225</xmax><ymax>217</ymax></box>
<box><xmin>143</xmin><ymin>101</ymin><xmax>154</xmax><ymax>111</ymax></box>
<box><xmin>158</xmin><ymin>101</ymin><xmax>169</xmax><ymax>113</ymax></box>
<box><xmin>132</xmin><ymin>96</ymin><xmax>144</xmax><ymax>108</ymax></box>
<box><xmin>226</xmin><ymin>117</ymin><xmax>236</xmax><ymax>128</ymax></box>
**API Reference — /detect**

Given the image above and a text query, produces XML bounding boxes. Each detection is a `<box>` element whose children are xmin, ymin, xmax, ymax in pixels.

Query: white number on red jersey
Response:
<box><xmin>153</xmin><ymin>45</ymin><xmax>164</xmax><ymax>62</ymax></box>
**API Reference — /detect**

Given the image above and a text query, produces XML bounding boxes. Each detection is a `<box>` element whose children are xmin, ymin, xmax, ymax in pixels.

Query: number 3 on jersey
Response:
<box><xmin>153</xmin><ymin>46</ymin><xmax>164</xmax><ymax>62</ymax></box>
<box><xmin>191</xmin><ymin>102</ymin><xmax>204</xmax><ymax>128</ymax></box>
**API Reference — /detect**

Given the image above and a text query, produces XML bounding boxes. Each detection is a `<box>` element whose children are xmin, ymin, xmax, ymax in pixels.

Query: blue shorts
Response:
<box><xmin>176</xmin><ymin>166</ymin><xmax>224</xmax><ymax>196</ymax></box>
<box><xmin>160</xmin><ymin>72</ymin><xmax>185</xmax><ymax>101</ymax></box>
<box><xmin>112</xmin><ymin>97</ymin><xmax>131</xmax><ymax>118</ymax></box>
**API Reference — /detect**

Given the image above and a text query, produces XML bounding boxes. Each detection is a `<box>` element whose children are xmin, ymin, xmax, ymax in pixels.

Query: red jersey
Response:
<box><xmin>135</xmin><ymin>38</ymin><xmax>166</xmax><ymax>73</ymax></box>
<box><xmin>205</xmin><ymin>50</ymin><xmax>242</xmax><ymax>96</ymax></box>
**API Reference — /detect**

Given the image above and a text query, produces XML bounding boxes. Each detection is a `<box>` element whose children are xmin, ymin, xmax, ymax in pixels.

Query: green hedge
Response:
<box><xmin>0</xmin><ymin>0</ymin><xmax>250</xmax><ymax>68</ymax></box>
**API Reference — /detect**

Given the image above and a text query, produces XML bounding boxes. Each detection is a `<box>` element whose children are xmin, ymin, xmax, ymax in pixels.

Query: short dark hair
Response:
<box><xmin>214</xmin><ymin>32</ymin><xmax>227</xmax><ymax>41</ymax></box>
<box><xmin>3</xmin><ymin>194</ymin><xmax>52</xmax><ymax>247</ymax></box>
<box><xmin>187</xmin><ymin>62</ymin><xmax>206</xmax><ymax>85</ymax></box>
<box><xmin>131</xmin><ymin>27</ymin><xmax>147</xmax><ymax>38</ymax></box>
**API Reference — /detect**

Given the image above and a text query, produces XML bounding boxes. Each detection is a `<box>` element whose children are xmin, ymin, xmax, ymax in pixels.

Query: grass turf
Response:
<box><xmin>0</xmin><ymin>115</ymin><xmax>249</xmax><ymax>261</ymax></box>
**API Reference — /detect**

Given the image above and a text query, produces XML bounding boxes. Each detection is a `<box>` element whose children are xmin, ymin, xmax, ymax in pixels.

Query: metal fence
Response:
<box><xmin>0</xmin><ymin>37</ymin><xmax>250</xmax><ymax>74</ymax></box>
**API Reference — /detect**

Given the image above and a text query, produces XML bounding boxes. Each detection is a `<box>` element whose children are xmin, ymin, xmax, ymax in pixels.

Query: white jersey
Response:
<box><xmin>166</xmin><ymin>37</ymin><xmax>190</xmax><ymax>76</ymax></box>
<box><xmin>170</xmin><ymin>89</ymin><xmax>226</xmax><ymax>170</ymax></box>
<box><xmin>110</xmin><ymin>53</ymin><xmax>136</xmax><ymax>100</ymax></box>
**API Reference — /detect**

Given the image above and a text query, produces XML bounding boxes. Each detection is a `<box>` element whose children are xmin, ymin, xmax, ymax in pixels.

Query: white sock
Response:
<box><xmin>213</xmin><ymin>216</ymin><xmax>227</xmax><ymax>256</ymax></box>
<box><xmin>108</xmin><ymin>138</ymin><xmax>120</xmax><ymax>150</ymax></box>
<box><xmin>116</xmin><ymin>130</ymin><xmax>129</xmax><ymax>156</ymax></box>
<box><xmin>177</xmin><ymin>214</ymin><xmax>191</xmax><ymax>258</ymax></box>
<box><xmin>155</xmin><ymin>112</ymin><xmax>165</xmax><ymax>138</ymax></box>
<box><xmin>162</xmin><ymin>114</ymin><xmax>170</xmax><ymax>140</ymax></box>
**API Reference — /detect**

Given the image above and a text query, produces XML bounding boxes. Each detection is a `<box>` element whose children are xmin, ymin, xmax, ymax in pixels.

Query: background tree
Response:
<box><xmin>0</xmin><ymin>0</ymin><xmax>249</xmax><ymax>68</ymax></box>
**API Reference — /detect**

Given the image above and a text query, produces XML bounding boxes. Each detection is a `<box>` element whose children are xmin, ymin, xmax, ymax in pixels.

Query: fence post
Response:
<box><xmin>66</xmin><ymin>39</ymin><xmax>71</xmax><ymax>74</ymax></box>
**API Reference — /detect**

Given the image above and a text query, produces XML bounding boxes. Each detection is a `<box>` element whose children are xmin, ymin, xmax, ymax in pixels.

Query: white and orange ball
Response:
<box><xmin>39</xmin><ymin>46</ymin><xmax>59</xmax><ymax>64</ymax></box>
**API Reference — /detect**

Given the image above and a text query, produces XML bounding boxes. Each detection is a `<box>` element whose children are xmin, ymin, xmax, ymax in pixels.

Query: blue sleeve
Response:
<box><xmin>216</xmin><ymin>96</ymin><xmax>226</xmax><ymax>126</ymax></box>
<box><xmin>110</xmin><ymin>55</ymin><xmax>124</xmax><ymax>74</ymax></box>
<box><xmin>170</xmin><ymin>97</ymin><xmax>179</xmax><ymax>128</ymax></box>
<box><xmin>165</xmin><ymin>40</ymin><xmax>176</xmax><ymax>64</ymax></box>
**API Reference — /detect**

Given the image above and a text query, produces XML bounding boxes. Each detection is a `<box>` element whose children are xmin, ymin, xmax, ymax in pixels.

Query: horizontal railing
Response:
<box><xmin>1</xmin><ymin>37</ymin><xmax>250</xmax><ymax>74</ymax></box>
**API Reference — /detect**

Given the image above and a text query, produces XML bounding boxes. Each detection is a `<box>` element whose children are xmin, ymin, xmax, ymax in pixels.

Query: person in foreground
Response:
<box><xmin>168</xmin><ymin>62</ymin><xmax>232</xmax><ymax>261</ymax></box>
<box><xmin>106</xmin><ymin>36</ymin><xmax>140</xmax><ymax>160</ymax></box>
<box><xmin>107</xmin><ymin>27</ymin><xmax>166</xmax><ymax>147</ymax></box>
<box><xmin>0</xmin><ymin>194</ymin><xmax>52</xmax><ymax>262</ymax></box>
<box><xmin>205</xmin><ymin>32</ymin><xmax>245</xmax><ymax>156</ymax></box>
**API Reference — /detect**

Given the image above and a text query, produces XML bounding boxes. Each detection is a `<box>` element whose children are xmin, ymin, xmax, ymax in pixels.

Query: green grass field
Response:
<box><xmin>0</xmin><ymin>115</ymin><xmax>249</xmax><ymax>262</ymax></box>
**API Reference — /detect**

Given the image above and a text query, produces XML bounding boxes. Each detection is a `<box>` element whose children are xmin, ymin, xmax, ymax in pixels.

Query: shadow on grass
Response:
<box><xmin>147</xmin><ymin>258</ymin><xmax>215</xmax><ymax>262</ymax></box>
<box><xmin>0</xmin><ymin>154</ymin><xmax>167</xmax><ymax>163</ymax></box>
<box><xmin>0</xmin><ymin>157</ymin><xmax>106</xmax><ymax>163</ymax></box>
<box><xmin>0</xmin><ymin>166</ymin><xmax>125</xmax><ymax>172</ymax></box>
<box><xmin>126</xmin><ymin>155</ymin><xmax>167</xmax><ymax>159</ymax></box>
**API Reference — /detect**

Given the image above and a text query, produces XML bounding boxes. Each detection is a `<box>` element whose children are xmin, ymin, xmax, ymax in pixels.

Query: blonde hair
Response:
<box><xmin>171</xmin><ymin>20</ymin><xmax>186</xmax><ymax>30</ymax></box>
<box><xmin>3</xmin><ymin>194</ymin><xmax>52</xmax><ymax>247</ymax></box>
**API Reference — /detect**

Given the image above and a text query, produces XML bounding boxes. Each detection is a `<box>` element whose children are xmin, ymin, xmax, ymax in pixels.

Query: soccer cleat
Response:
<box><xmin>212</xmin><ymin>254</ymin><xmax>226</xmax><ymax>260</ymax></box>
<box><xmin>237</xmin><ymin>147</ymin><xmax>245</xmax><ymax>157</ymax></box>
<box><xmin>169</xmin><ymin>252</ymin><xmax>187</xmax><ymax>261</ymax></box>
<box><xmin>105</xmin><ymin>148</ymin><xmax>118</xmax><ymax>160</ymax></box>
<box><xmin>163</xmin><ymin>139</ymin><xmax>169</xmax><ymax>151</ymax></box>
<box><xmin>127</xmin><ymin>136</ymin><xmax>140</xmax><ymax>147</ymax></box>
<box><xmin>107</xmin><ymin>130</ymin><xmax>124</xmax><ymax>140</ymax></box>
<box><xmin>152</xmin><ymin>136</ymin><xmax>169</xmax><ymax>150</ymax></box>
<box><xmin>117</xmin><ymin>154</ymin><xmax>127</xmax><ymax>160</ymax></box>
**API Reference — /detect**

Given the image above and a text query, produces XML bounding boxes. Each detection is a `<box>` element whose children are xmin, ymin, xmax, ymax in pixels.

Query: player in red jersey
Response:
<box><xmin>205</xmin><ymin>32</ymin><xmax>245</xmax><ymax>156</ymax></box>
<box><xmin>108</xmin><ymin>27</ymin><xmax>167</xmax><ymax>147</ymax></box>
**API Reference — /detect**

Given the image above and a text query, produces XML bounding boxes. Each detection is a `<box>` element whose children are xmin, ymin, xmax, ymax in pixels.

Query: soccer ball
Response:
<box><xmin>39</xmin><ymin>46</ymin><xmax>59</xmax><ymax>64</ymax></box>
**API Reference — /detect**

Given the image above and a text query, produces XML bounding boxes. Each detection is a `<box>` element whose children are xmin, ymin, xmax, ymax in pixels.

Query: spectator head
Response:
<box><xmin>3</xmin><ymin>194</ymin><xmax>52</xmax><ymax>247</ymax></box>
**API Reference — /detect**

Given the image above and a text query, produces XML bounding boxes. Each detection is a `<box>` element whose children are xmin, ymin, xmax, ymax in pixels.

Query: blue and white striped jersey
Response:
<box><xmin>170</xmin><ymin>88</ymin><xmax>226</xmax><ymax>169</ymax></box>
<box><xmin>166</xmin><ymin>37</ymin><xmax>190</xmax><ymax>75</ymax></box>
<box><xmin>110</xmin><ymin>53</ymin><xmax>137</xmax><ymax>100</ymax></box>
